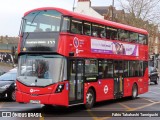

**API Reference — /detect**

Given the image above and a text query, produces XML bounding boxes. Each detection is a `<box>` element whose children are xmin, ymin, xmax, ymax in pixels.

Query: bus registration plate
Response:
<box><xmin>30</xmin><ymin>100</ymin><xmax>40</xmax><ymax>104</ymax></box>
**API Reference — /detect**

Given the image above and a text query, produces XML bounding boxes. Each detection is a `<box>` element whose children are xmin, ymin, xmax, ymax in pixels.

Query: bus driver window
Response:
<box><xmin>34</xmin><ymin>26</ymin><xmax>43</xmax><ymax>32</ymax></box>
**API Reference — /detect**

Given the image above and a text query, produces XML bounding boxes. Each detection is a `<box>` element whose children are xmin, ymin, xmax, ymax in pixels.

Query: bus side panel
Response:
<box><xmin>141</xmin><ymin>68</ymin><xmax>149</xmax><ymax>94</ymax></box>
<box><xmin>123</xmin><ymin>78</ymin><xmax>131</xmax><ymax>97</ymax></box>
<box><xmin>139</xmin><ymin>45</ymin><xmax>148</xmax><ymax>61</ymax></box>
<box><xmin>123</xmin><ymin>77</ymin><xmax>148</xmax><ymax>97</ymax></box>
<box><xmin>96</xmin><ymin>79</ymin><xmax>114</xmax><ymax>102</ymax></box>
<box><xmin>123</xmin><ymin>78</ymin><xmax>139</xmax><ymax>97</ymax></box>
<box><xmin>58</xmin><ymin>34</ymin><xmax>148</xmax><ymax>62</ymax></box>
<box><xmin>84</xmin><ymin>79</ymin><xmax>114</xmax><ymax>103</ymax></box>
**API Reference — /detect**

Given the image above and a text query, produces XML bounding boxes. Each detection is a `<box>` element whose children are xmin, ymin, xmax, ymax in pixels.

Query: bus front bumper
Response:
<box><xmin>16</xmin><ymin>90</ymin><xmax>68</xmax><ymax>107</ymax></box>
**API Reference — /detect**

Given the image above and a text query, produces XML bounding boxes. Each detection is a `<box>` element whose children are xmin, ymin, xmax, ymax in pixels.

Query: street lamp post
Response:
<box><xmin>73</xmin><ymin>0</ymin><xmax>76</xmax><ymax>11</ymax></box>
<box><xmin>112</xmin><ymin>0</ymin><xmax>114</xmax><ymax>21</ymax></box>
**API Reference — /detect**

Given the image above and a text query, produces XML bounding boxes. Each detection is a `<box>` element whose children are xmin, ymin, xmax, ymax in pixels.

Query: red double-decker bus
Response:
<box><xmin>16</xmin><ymin>7</ymin><xmax>148</xmax><ymax>109</ymax></box>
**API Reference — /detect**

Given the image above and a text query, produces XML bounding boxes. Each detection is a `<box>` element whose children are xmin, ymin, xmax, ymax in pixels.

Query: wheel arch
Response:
<box><xmin>88</xmin><ymin>86</ymin><xmax>96</xmax><ymax>101</ymax></box>
<box><xmin>133</xmin><ymin>82</ymin><xmax>138</xmax><ymax>92</ymax></box>
<box><xmin>132</xmin><ymin>82</ymin><xmax>138</xmax><ymax>98</ymax></box>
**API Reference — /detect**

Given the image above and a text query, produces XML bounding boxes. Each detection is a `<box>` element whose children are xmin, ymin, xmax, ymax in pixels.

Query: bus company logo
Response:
<box><xmin>30</xmin><ymin>89</ymin><xmax>40</xmax><ymax>93</ymax></box>
<box><xmin>104</xmin><ymin>85</ymin><xmax>108</xmax><ymax>94</ymax></box>
<box><xmin>73</xmin><ymin>37</ymin><xmax>79</xmax><ymax>48</ymax></box>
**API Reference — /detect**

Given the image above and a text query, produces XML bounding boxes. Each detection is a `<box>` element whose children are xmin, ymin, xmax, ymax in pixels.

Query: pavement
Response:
<box><xmin>0</xmin><ymin>63</ymin><xmax>13</xmax><ymax>74</ymax></box>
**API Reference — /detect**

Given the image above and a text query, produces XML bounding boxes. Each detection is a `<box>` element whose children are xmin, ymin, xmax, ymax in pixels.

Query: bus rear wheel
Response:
<box><xmin>132</xmin><ymin>84</ymin><xmax>138</xmax><ymax>99</ymax></box>
<box><xmin>85</xmin><ymin>89</ymin><xmax>95</xmax><ymax>109</ymax></box>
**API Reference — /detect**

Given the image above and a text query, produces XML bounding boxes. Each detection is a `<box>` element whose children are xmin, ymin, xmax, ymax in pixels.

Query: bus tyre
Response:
<box><xmin>8</xmin><ymin>90</ymin><xmax>16</xmax><ymax>101</ymax></box>
<box><xmin>85</xmin><ymin>89</ymin><xmax>95</xmax><ymax>109</ymax></box>
<box><xmin>43</xmin><ymin>104</ymin><xmax>53</xmax><ymax>109</ymax></box>
<box><xmin>132</xmin><ymin>84</ymin><xmax>138</xmax><ymax>99</ymax></box>
<box><xmin>155</xmin><ymin>77</ymin><xmax>159</xmax><ymax>85</ymax></box>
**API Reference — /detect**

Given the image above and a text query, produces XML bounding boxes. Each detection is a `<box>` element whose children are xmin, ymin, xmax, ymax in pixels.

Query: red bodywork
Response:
<box><xmin>16</xmin><ymin>7</ymin><xmax>148</xmax><ymax>106</ymax></box>
<box><xmin>16</xmin><ymin>81</ymin><xmax>69</xmax><ymax>106</ymax></box>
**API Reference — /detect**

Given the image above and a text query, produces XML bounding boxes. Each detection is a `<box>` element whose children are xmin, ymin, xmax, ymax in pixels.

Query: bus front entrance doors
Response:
<box><xmin>69</xmin><ymin>59</ymin><xmax>84</xmax><ymax>105</ymax></box>
<box><xmin>113</xmin><ymin>61</ymin><xmax>124</xmax><ymax>99</ymax></box>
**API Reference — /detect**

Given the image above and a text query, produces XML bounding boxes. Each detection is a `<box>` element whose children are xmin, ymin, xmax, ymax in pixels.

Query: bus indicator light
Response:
<box><xmin>55</xmin><ymin>84</ymin><xmax>64</xmax><ymax>93</ymax></box>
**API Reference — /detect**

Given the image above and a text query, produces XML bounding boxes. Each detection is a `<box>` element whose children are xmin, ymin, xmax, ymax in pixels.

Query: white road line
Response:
<box><xmin>149</xmin><ymin>87</ymin><xmax>160</xmax><ymax>90</ymax></box>
<box><xmin>149</xmin><ymin>91</ymin><xmax>160</xmax><ymax>94</ymax></box>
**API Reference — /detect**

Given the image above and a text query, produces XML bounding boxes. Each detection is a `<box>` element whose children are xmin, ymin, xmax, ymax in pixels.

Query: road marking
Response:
<box><xmin>142</xmin><ymin>98</ymin><xmax>156</xmax><ymax>103</ymax></box>
<box><xmin>150</xmin><ymin>87</ymin><xmax>160</xmax><ymax>90</ymax></box>
<box><xmin>149</xmin><ymin>91</ymin><xmax>160</xmax><ymax>94</ymax></box>
<box><xmin>87</xmin><ymin>109</ymin><xmax>99</xmax><ymax>120</ymax></box>
<box><xmin>98</xmin><ymin>116</ymin><xmax>111</xmax><ymax>120</ymax></box>
<box><xmin>39</xmin><ymin>113</ymin><xmax>44</xmax><ymax>120</ymax></box>
<box><xmin>118</xmin><ymin>103</ymin><xmax>133</xmax><ymax>111</ymax></box>
<box><xmin>94</xmin><ymin>107</ymin><xmax>127</xmax><ymax>110</ymax></box>
<box><xmin>100</xmin><ymin>102</ymin><xmax>159</xmax><ymax>120</ymax></box>
<box><xmin>39</xmin><ymin>104</ymin><xmax>44</xmax><ymax>120</ymax></box>
<box><xmin>127</xmin><ymin>102</ymin><xmax>156</xmax><ymax>111</ymax></box>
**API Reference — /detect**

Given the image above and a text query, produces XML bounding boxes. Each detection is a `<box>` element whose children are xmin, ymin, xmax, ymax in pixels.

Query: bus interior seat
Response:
<box><xmin>34</xmin><ymin>28</ymin><xmax>43</xmax><ymax>32</ymax></box>
<box><xmin>45</xmin><ymin>28</ymin><xmax>52</xmax><ymax>32</ymax></box>
<box><xmin>93</xmin><ymin>31</ymin><xmax>97</xmax><ymax>37</ymax></box>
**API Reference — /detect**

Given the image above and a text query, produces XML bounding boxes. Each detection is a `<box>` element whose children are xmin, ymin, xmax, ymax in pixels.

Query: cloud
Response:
<box><xmin>0</xmin><ymin>0</ymin><xmax>74</xmax><ymax>36</ymax></box>
<box><xmin>0</xmin><ymin>0</ymin><xmax>120</xmax><ymax>36</ymax></box>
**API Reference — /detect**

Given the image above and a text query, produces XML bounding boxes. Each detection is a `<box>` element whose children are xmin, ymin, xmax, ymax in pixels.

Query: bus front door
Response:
<box><xmin>69</xmin><ymin>59</ymin><xmax>84</xmax><ymax>105</ymax></box>
<box><xmin>113</xmin><ymin>61</ymin><xmax>124</xmax><ymax>99</ymax></box>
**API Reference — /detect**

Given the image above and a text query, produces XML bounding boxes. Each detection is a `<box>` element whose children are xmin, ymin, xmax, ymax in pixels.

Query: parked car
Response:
<box><xmin>149</xmin><ymin>66</ymin><xmax>159</xmax><ymax>84</ymax></box>
<box><xmin>0</xmin><ymin>68</ymin><xmax>17</xmax><ymax>101</ymax></box>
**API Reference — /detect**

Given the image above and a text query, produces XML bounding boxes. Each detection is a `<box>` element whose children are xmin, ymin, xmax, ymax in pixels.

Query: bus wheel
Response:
<box><xmin>132</xmin><ymin>84</ymin><xmax>138</xmax><ymax>99</ymax></box>
<box><xmin>85</xmin><ymin>89</ymin><xmax>95</xmax><ymax>109</ymax></box>
<box><xmin>8</xmin><ymin>90</ymin><xmax>16</xmax><ymax>101</ymax></box>
<box><xmin>43</xmin><ymin>104</ymin><xmax>53</xmax><ymax>108</ymax></box>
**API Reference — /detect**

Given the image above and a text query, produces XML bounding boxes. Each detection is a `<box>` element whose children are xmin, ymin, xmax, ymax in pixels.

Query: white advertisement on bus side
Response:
<box><xmin>91</xmin><ymin>39</ymin><xmax>139</xmax><ymax>56</ymax></box>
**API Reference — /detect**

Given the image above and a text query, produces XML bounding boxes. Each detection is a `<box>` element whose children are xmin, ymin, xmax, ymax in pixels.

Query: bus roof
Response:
<box><xmin>24</xmin><ymin>7</ymin><xmax>148</xmax><ymax>35</ymax></box>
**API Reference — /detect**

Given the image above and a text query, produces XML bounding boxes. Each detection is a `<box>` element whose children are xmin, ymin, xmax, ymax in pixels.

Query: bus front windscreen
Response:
<box><xmin>17</xmin><ymin>55</ymin><xmax>67</xmax><ymax>87</ymax></box>
<box><xmin>21</xmin><ymin>10</ymin><xmax>62</xmax><ymax>52</ymax></box>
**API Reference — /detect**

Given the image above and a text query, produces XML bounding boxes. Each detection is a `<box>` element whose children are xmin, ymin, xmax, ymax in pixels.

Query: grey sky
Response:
<box><xmin>0</xmin><ymin>0</ymin><xmax>120</xmax><ymax>36</ymax></box>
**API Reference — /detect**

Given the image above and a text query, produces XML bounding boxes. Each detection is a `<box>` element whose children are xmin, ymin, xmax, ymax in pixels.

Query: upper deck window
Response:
<box><xmin>71</xmin><ymin>19</ymin><xmax>82</xmax><ymax>34</ymax></box>
<box><xmin>139</xmin><ymin>34</ymin><xmax>147</xmax><ymax>45</ymax></box>
<box><xmin>83</xmin><ymin>22</ymin><xmax>91</xmax><ymax>36</ymax></box>
<box><xmin>22</xmin><ymin>10</ymin><xmax>62</xmax><ymax>33</ymax></box>
<box><xmin>118</xmin><ymin>29</ymin><xmax>129</xmax><ymax>42</ymax></box>
<box><xmin>106</xmin><ymin>27</ymin><xmax>118</xmax><ymax>40</ymax></box>
<box><xmin>61</xmin><ymin>17</ymin><xmax>70</xmax><ymax>32</ymax></box>
<box><xmin>92</xmin><ymin>24</ymin><xmax>105</xmax><ymax>38</ymax></box>
<box><xmin>130</xmin><ymin>32</ymin><xmax>138</xmax><ymax>43</ymax></box>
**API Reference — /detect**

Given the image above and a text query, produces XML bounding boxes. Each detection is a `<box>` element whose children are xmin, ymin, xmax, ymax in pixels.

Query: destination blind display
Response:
<box><xmin>23</xmin><ymin>38</ymin><xmax>56</xmax><ymax>51</ymax></box>
<box><xmin>26</xmin><ymin>38</ymin><xmax>55</xmax><ymax>47</ymax></box>
<box><xmin>21</xmin><ymin>32</ymin><xmax>59</xmax><ymax>52</ymax></box>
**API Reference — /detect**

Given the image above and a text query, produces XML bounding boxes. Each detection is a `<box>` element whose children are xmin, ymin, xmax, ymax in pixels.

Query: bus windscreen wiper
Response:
<box><xmin>31</xmin><ymin>11</ymin><xmax>41</xmax><ymax>24</ymax></box>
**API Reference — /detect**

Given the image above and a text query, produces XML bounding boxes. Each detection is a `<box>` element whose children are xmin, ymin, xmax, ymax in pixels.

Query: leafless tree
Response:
<box><xmin>118</xmin><ymin>0</ymin><xmax>160</xmax><ymax>53</ymax></box>
<box><xmin>118</xmin><ymin>0</ymin><xmax>160</xmax><ymax>25</ymax></box>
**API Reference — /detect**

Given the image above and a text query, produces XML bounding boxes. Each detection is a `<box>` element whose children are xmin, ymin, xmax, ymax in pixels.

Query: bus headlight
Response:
<box><xmin>55</xmin><ymin>84</ymin><xmax>64</xmax><ymax>93</ymax></box>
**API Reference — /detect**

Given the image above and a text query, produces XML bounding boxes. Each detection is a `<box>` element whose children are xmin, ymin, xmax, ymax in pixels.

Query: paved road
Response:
<box><xmin>0</xmin><ymin>64</ymin><xmax>13</xmax><ymax>73</ymax></box>
<box><xmin>0</xmin><ymin>82</ymin><xmax>160</xmax><ymax>120</ymax></box>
